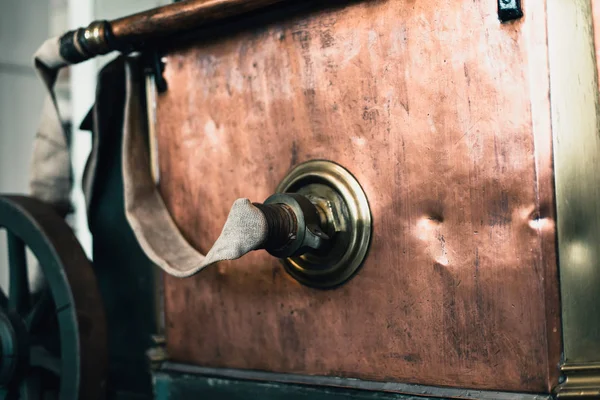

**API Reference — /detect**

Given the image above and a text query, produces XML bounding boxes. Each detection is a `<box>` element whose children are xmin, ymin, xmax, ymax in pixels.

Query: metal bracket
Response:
<box><xmin>555</xmin><ymin>364</ymin><xmax>600</xmax><ymax>398</ymax></box>
<box><xmin>498</xmin><ymin>0</ymin><xmax>523</xmax><ymax>22</ymax></box>
<box><xmin>147</xmin><ymin>335</ymin><xmax>168</xmax><ymax>371</ymax></box>
<box><xmin>143</xmin><ymin>52</ymin><xmax>168</xmax><ymax>93</ymax></box>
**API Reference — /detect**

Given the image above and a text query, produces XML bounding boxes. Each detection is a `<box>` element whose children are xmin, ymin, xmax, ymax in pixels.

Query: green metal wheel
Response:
<box><xmin>0</xmin><ymin>196</ymin><xmax>107</xmax><ymax>399</ymax></box>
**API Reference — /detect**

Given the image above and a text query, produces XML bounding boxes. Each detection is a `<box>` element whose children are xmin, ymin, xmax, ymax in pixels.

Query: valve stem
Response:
<box><xmin>254</xmin><ymin>193</ymin><xmax>331</xmax><ymax>259</ymax></box>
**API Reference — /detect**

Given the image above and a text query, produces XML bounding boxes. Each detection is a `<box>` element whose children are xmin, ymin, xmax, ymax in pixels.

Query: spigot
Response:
<box><xmin>245</xmin><ymin>161</ymin><xmax>371</xmax><ymax>288</ymax></box>
<box><xmin>253</xmin><ymin>193</ymin><xmax>332</xmax><ymax>259</ymax></box>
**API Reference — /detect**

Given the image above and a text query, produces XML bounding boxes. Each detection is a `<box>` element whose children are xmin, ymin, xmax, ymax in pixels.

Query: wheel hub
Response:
<box><xmin>0</xmin><ymin>195</ymin><xmax>107</xmax><ymax>399</ymax></box>
<box><xmin>0</xmin><ymin>310</ymin><xmax>28</xmax><ymax>386</ymax></box>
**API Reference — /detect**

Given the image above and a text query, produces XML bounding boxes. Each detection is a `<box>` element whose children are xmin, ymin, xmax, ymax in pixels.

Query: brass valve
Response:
<box><xmin>254</xmin><ymin>194</ymin><xmax>331</xmax><ymax>259</ymax></box>
<box><xmin>252</xmin><ymin>160</ymin><xmax>371</xmax><ymax>289</ymax></box>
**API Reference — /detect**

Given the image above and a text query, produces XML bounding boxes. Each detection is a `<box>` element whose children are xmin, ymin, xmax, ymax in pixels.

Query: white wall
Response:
<box><xmin>0</xmin><ymin>0</ymin><xmax>168</xmax><ymax>294</ymax></box>
<box><xmin>0</xmin><ymin>0</ymin><xmax>51</xmax><ymax>293</ymax></box>
<box><xmin>0</xmin><ymin>1</ymin><xmax>50</xmax><ymax>193</ymax></box>
<box><xmin>0</xmin><ymin>0</ymin><xmax>168</xmax><ymax>197</ymax></box>
<box><xmin>96</xmin><ymin>0</ymin><xmax>170</xmax><ymax>20</ymax></box>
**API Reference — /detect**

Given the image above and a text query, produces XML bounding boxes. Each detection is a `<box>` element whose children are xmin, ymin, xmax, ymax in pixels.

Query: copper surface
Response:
<box><xmin>155</xmin><ymin>0</ymin><xmax>560</xmax><ymax>393</ymax></box>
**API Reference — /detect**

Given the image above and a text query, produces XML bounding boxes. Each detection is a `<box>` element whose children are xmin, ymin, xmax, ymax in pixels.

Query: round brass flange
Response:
<box><xmin>275</xmin><ymin>160</ymin><xmax>372</xmax><ymax>288</ymax></box>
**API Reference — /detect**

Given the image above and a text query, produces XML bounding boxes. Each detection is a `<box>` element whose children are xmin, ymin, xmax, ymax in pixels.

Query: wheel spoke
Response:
<box><xmin>25</xmin><ymin>289</ymin><xmax>52</xmax><ymax>332</ymax></box>
<box><xmin>0</xmin><ymin>385</ymin><xmax>20</xmax><ymax>400</ymax></box>
<box><xmin>19</xmin><ymin>371</ymin><xmax>41</xmax><ymax>400</ymax></box>
<box><xmin>7</xmin><ymin>233</ymin><xmax>29</xmax><ymax>314</ymax></box>
<box><xmin>30</xmin><ymin>346</ymin><xmax>61</xmax><ymax>376</ymax></box>
<box><xmin>0</xmin><ymin>288</ymin><xmax>7</xmax><ymax>310</ymax></box>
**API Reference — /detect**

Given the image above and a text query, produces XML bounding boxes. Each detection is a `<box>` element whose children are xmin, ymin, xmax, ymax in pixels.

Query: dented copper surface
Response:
<box><xmin>155</xmin><ymin>0</ymin><xmax>561</xmax><ymax>393</ymax></box>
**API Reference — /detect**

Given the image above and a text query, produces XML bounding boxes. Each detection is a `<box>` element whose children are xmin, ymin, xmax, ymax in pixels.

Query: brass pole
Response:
<box><xmin>58</xmin><ymin>0</ymin><xmax>286</xmax><ymax>64</ymax></box>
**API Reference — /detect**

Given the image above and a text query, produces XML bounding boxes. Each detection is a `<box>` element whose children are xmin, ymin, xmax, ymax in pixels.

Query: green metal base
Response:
<box><xmin>152</xmin><ymin>363</ymin><xmax>552</xmax><ymax>400</ymax></box>
<box><xmin>153</xmin><ymin>371</ymin><xmax>429</xmax><ymax>400</ymax></box>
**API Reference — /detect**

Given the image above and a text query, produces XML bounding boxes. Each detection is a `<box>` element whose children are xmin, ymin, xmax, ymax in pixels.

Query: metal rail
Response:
<box><xmin>58</xmin><ymin>0</ymin><xmax>286</xmax><ymax>64</ymax></box>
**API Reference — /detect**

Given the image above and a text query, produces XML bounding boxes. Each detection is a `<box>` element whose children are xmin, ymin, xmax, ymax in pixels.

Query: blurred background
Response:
<box><xmin>0</xmin><ymin>0</ymin><xmax>169</xmax><ymax>294</ymax></box>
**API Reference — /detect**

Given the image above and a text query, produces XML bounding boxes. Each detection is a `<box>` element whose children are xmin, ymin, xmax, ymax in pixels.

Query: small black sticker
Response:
<box><xmin>498</xmin><ymin>0</ymin><xmax>523</xmax><ymax>22</ymax></box>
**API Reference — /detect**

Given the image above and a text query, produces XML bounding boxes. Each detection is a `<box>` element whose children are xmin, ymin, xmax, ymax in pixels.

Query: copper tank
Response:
<box><xmin>152</xmin><ymin>0</ymin><xmax>563</xmax><ymax>394</ymax></box>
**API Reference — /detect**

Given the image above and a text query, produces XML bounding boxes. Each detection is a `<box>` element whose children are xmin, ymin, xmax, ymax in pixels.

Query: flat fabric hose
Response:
<box><xmin>30</xmin><ymin>38</ymin><xmax>72</xmax><ymax>210</ymax></box>
<box><xmin>32</xmin><ymin>38</ymin><xmax>270</xmax><ymax>277</ymax></box>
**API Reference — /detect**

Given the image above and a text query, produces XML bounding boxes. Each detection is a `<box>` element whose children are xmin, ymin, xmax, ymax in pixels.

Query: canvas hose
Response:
<box><xmin>31</xmin><ymin>37</ymin><xmax>270</xmax><ymax>277</ymax></box>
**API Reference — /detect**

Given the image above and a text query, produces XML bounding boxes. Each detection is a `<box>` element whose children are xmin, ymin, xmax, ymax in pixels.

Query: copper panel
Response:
<box><xmin>156</xmin><ymin>0</ymin><xmax>560</xmax><ymax>393</ymax></box>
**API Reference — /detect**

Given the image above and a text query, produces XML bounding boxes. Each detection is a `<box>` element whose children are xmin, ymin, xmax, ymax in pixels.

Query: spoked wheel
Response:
<box><xmin>0</xmin><ymin>196</ymin><xmax>106</xmax><ymax>400</ymax></box>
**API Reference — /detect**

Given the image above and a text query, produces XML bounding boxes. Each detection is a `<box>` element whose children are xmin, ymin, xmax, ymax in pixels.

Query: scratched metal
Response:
<box><xmin>155</xmin><ymin>0</ymin><xmax>561</xmax><ymax>393</ymax></box>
